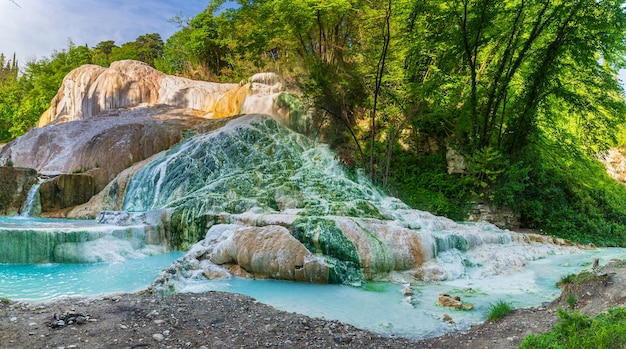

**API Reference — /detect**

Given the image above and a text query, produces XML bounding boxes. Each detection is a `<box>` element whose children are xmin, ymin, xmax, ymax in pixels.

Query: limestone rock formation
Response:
<box><xmin>36</xmin><ymin>60</ymin><xmax>294</xmax><ymax>128</ymax></box>
<box><xmin>109</xmin><ymin>115</ymin><xmax>583</xmax><ymax>288</ymax></box>
<box><xmin>0</xmin><ymin>61</ymin><xmax>304</xmax><ymax>216</ymax></box>
<box><xmin>195</xmin><ymin>224</ymin><xmax>329</xmax><ymax>282</ymax></box>
<box><xmin>600</xmin><ymin>148</ymin><xmax>626</xmax><ymax>184</ymax></box>
<box><xmin>37</xmin><ymin>60</ymin><xmax>241</xmax><ymax>126</ymax></box>
<box><xmin>65</xmin><ymin>152</ymin><xmax>166</xmax><ymax>219</ymax></box>
<box><xmin>0</xmin><ymin>106</ymin><xmax>207</xmax><ymax>193</ymax></box>
<box><xmin>466</xmin><ymin>203</ymin><xmax>520</xmax><ymax>229</ymax></box>
<box><xmin>438</xmin><ymin>294</ymin><xmax>473</xmax><ymax>310</ymax></box>
<box><xmin>0</xmin><ymin>167</ymin><xmax>38</xmax><ymax>216</ymax></box>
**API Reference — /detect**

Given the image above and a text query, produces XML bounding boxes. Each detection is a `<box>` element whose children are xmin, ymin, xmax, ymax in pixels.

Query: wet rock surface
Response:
<box><xmin>0</xmin><ymin>166</ymin><xmax>37</xmax><ymax>216</ymax></box>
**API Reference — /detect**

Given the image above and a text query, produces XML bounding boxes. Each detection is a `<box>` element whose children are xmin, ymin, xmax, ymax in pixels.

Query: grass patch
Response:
<box><xmin>575</xmin><ymin>271</ymin><xmax>604</xmax><ymax>284</ymax></box>
<box><xmin>560</xmin><ymin>273</ymin><xmax>576</xmax><ymax>284</ymax></box>
<box><xmin>487</xmin><ymin>300</ymin><xmax>515</xmax><ymax>321</ymax></box>
<box><xmin>520</xmin><ymin>308</ymin><xmax>626</xmax><ymax>349</ymax></box>
<box><xmin>566</xmin><ymin>293</ymin><xmax>577</xmax><ymax>309</ymax></box>
<box><xmin>0</xmin><ymin>297</ymin><xmax>10</xmax><ymax>304</ymax></box>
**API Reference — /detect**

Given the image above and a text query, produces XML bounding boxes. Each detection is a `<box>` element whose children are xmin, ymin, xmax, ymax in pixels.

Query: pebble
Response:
<box><xmin>153</xmin><ymin>319</ymin><xmax>165</xmax><ymax>325</ymax></box>
<box><xmin>152</xmin><ymin>333</ymin><xmax>165</xmax><ymax>342</ymax></box>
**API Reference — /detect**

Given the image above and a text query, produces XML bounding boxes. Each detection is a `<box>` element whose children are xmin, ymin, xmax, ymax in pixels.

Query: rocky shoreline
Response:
<box><xmin>2</xmin><ymin>260</ymin><xmax>625</xmax><ymax>349</ymax></box>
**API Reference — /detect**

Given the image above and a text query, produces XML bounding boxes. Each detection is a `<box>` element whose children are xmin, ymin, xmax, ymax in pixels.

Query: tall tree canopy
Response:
<box><xmin>2</xmin><ymin>0</ymin><xmax>626</xmax><ymax>244</ymax></box>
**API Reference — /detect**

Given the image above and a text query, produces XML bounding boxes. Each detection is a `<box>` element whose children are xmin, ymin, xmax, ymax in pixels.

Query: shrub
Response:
<box><xmin>560</xmin><ymin>273</ymin><xmax>576</xmax><ymax>284</ymax></box>
<box><xmin>521</xmin><ymin>308</ymin><xmax>626</xmax><ymax>349</ymax></box>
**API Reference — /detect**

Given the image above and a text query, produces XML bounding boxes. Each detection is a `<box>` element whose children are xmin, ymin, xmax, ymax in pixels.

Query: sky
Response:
<box><xmin>0</xmin><ymin>0</ymin><xmax>210</xmax><ymax>65</ymax></box>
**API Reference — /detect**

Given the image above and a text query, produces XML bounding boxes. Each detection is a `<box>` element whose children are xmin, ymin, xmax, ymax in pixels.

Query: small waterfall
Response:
<box><xmin>19</xmin><ymin>179</ymin><xmax>43</xmax><ymax>218</ymax></box>
<box><xmin>0</xmin><ymin>217</ymin><xmax>167</xmax><ymax>264</ymax></box>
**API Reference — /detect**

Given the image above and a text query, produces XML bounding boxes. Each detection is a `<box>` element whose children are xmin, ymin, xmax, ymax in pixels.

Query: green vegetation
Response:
<box><xmin>560</xmin><ymin>274</ymin><xmax>576</xmax><ymax>284</ymax></box>
<box><xmin>2</xmin><ymin>0</ymin><xmax>626</xmax><ymax>246</ymax></box>
<box><xmin>562</xmin><ymin>270</ymin><xmax>611</xmax><ymax>285</ymax></box>
<box><xmin>486</xmin><ymin>300</ymin><xmax>515</xmax><ymax>321</ymax></box>
<box><xmin>0</xmin><ymin>35</ymin><xmax>164</xmax><ymax>142</ymax></box>
<box><xmin>0</xmin><ymin>297</ymin><xmax>10</xmax><ymax>304</ymax></box>
<box><xmin>566</xmin><ymin>294</ymin><xmax>578</xmax><ymax>310</ymax></box>
<box><xmin>521</xmin><ymin>308</ymin><xmax>626</xmax><ymax>349</ymax></box>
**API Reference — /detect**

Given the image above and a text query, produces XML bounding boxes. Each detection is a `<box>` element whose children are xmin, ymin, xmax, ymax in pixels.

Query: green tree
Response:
<box><xmin>110</xmin><ymin>33</ymin><xmax>164</xmax><ymax>67</ymax></box>
<box><xmin>406</xmin><ymin>0</ymin><xmax>626</xmax><ymax>157</ymax></box>
<box><xmin>0</xmin><ymin>41</ymin><xmax>94</xmax><ymax>139</ymax></box>
<box><xmin>92</xmin><ymin>40</ymin><xmax>118</xmax><ymax>66</ymax></box>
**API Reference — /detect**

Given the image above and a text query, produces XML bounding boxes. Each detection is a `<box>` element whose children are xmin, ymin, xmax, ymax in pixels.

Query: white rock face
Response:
<box><xmin>1</xmin><ymin>106</ymin><xmax>206</xmax><ymax>180</ymax></box>
<box><xmin>1</xmin><ymin>61</ymin><xmax>293</xmax><ymax>202</ymax></box>
<box><xmin>38</xmin><ymin>60</ymin><xmax>241</xmax><ymax>127</ymax></box>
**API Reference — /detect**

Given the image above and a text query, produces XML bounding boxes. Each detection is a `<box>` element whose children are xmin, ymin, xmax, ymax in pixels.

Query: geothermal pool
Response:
<box><xmin>0</xmin><ymin>216</ymin><xmax>181</xmax><ymax>300</ymax></box>
<box><xmin>174</xmin><ymin>248</ymin><xmax>623</xmax><ymax>338</ymax></box>
<box><xmin>1</xmin><ymin>216</ymin><xmax>624</xmax><ymax>339</ymax></box>
<box><xmin>0</xmin><ymin>252</ymin><xmax>184</xmax><ymax>301</ymax></box>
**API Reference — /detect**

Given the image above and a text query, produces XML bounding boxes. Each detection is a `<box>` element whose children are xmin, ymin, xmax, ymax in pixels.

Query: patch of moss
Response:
<box><xmin>292</xmin><ymin>217</ymin><xmax>363</xmax><ymax>284</ymax></box>
<box><xmin>169</xmin><ymin>206</ymin><xmax>211</xmax><ymax>250</ymax></box>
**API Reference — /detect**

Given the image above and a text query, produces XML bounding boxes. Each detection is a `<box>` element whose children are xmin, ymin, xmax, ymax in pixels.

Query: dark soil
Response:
<box><xmin>2</xmin><ymin>261</ymin><xmax>625</xmax><ymax>349</ymax></box>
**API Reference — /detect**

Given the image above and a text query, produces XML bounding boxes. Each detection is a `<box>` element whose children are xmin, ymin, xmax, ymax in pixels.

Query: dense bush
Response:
<box><xmin>496</xmin><ymin>152</ymin><xmax>626</xmax><ymax>247</ymax></box>
<box><xmin>387</xmin><ymin>151</ymin><xmax>475</xmax><ymax>221</ymax></box>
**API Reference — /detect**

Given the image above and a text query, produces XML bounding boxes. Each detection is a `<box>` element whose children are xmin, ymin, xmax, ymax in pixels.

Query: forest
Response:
<box><xmin>2</xmin><ymin>0</ymin><xmax>626</xmax><ymax>246</ymax></box>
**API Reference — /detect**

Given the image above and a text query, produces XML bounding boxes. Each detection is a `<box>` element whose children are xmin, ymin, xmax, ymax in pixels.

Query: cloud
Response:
<box><xmin>0</xmin><ymin>0</ymin><xmax>207</xmax><ymax>64</ymax></box>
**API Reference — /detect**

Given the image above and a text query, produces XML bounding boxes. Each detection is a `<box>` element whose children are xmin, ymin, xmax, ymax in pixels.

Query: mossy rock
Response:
<box><xmin>292</xmin><ymin>217</ymin><xmax>364</xmax><ymax>284</ymax></box>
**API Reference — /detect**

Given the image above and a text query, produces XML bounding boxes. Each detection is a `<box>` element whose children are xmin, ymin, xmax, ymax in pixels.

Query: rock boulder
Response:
<box><xmin>0</xmin><ymin>106</ymin><xmax>207</xmax><ymax>191</ymax></box>
<box><xmin>39</xmin><ymin>174</ymin><xmax>95</xmax><ymax>213</ymax></box>
<box><xmin>0</xmin><ymin>167</ymin><xmax>38</xmax><ymax>216</ymax></box>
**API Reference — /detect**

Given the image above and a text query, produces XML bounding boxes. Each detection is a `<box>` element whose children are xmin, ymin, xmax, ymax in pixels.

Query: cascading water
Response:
<box><xmin>121</xmin><ymin>114</ymin><xmax>583</xmax><ymax>287</ymax></box>
<box><xmin>19</xmin><ymin>178</ymin><xmax>43</xmax><ymax>218</ymax></box>
<box><xmin>0</xmin><ymin>213</ymin><xmax>168</xmax><ymax>264</ymax></box>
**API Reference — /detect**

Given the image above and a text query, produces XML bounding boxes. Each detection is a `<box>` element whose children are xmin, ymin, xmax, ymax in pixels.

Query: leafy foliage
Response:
<box><xmin>521</xmin><ymin>308</ymin><xmax>626</xmax><ymax>349</ymax></box>
<box><xmin>387</xmin><ymin>151</ymin><xmax>474</xmax><ymax>221</ymax></box>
